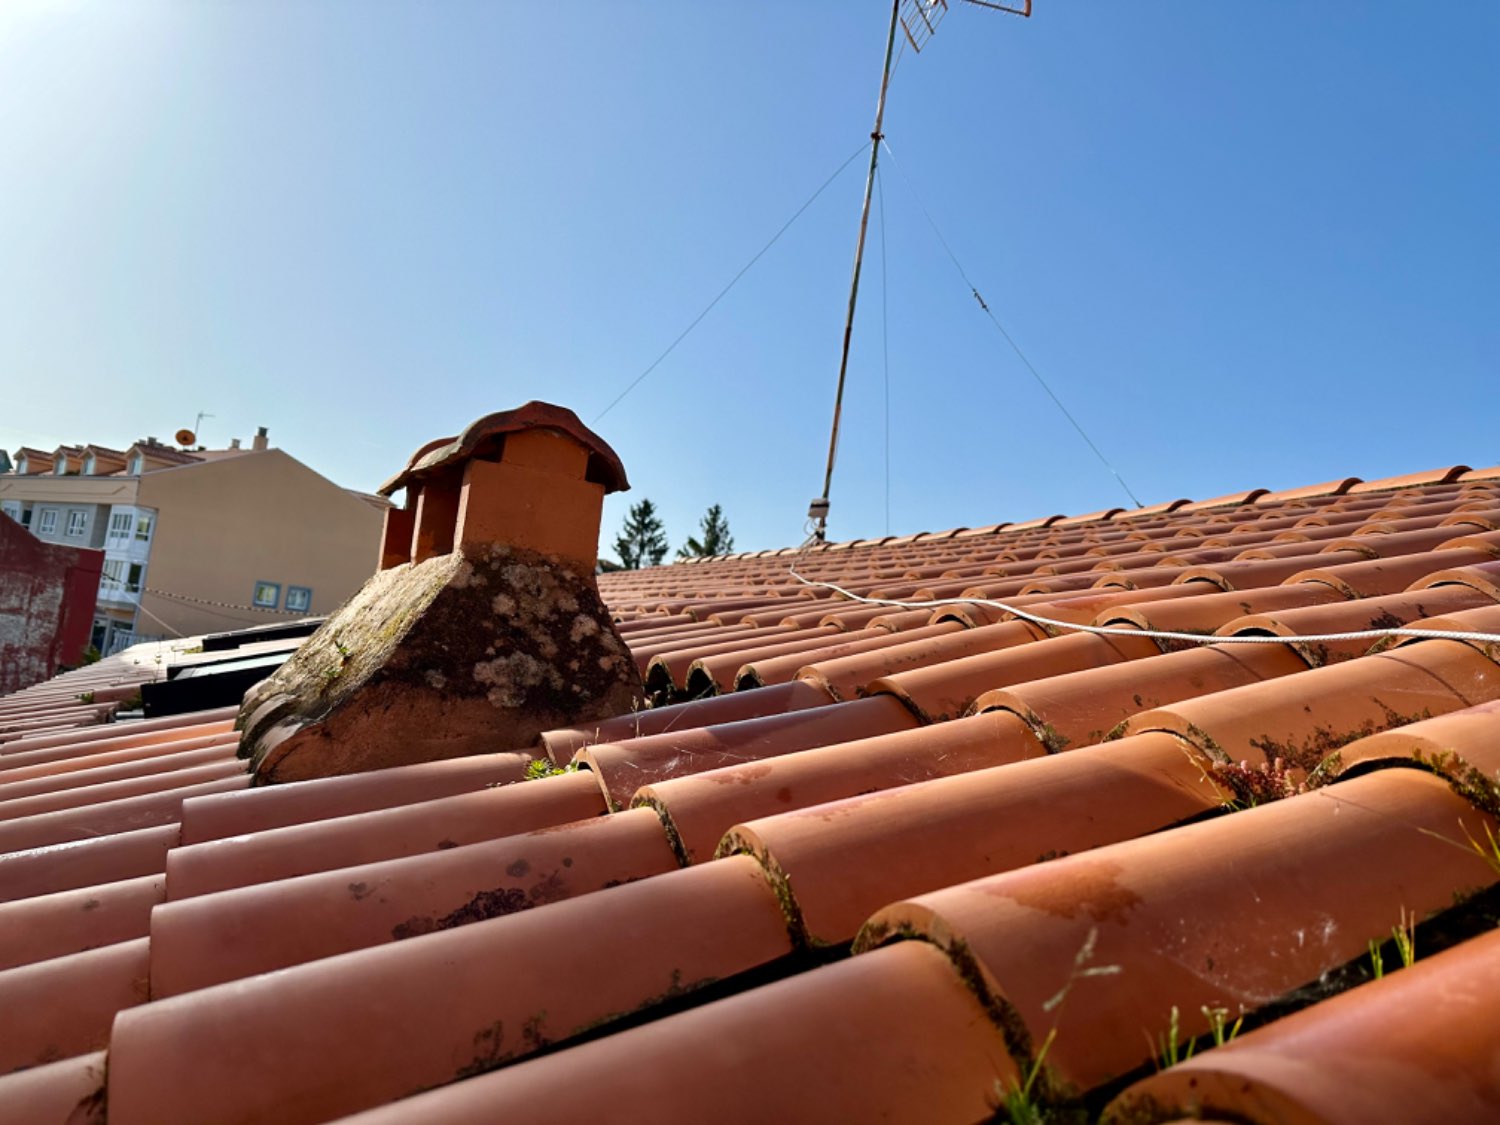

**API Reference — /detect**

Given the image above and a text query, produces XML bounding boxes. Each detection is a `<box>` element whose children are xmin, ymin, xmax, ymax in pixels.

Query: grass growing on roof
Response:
<box><xmin>1368</xmin><ymin>907</ymin><xmax>1417</xmax><ymax>980</ymax></box>
<box><xmin>524</xmin><ymin>758</ymin><xmax>579</xmax><ymax>780</ymax></box>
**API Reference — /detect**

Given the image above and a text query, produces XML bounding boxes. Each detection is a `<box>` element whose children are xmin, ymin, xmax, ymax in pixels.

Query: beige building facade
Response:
<box><xmin>1</xmin><ymin>434</ymin><xmax>385</xmax><ymax>653</ymax></box>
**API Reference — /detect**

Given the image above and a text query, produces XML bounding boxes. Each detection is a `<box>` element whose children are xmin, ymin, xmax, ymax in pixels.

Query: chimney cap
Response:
<box><xmin>377</xmin><ymin>401</ymin><xmax>629</xmax><ymax>498</ymax></box>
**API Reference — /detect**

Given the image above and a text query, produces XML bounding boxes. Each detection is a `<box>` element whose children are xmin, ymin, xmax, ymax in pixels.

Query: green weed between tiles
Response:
<box><xmin>991</xmin><ymin>928</ymin><xmax>1118</xmax><ymax>1124</ymax></box>
<box><xmin>1368</xmin><ymin>907</ymin><xmax>1417</xmax><ymax>980</ymax></box>
<box><xmin>1409</xmin><ymin>749</ymin><xmax>1500</xmax><ymax>821</ymax></box>
<box><xmin>1412</xmin><ymin>814</ymin><xmax>1500</xmax><ymax>885</ymax></box>
<box><xmin>1464</xmin><ymin>821</ymin><xmax>1500</xmax><ymax>877</ymax></box>
<box><xmin>523</xmin><ymin>758</ymin><xmax>579</xmax><ymax>781</ymax></box>
<box><xmin>1147</xmin><ymin>1004</ymin><xmax>1244</xmax><ymax>1072</ymax></box>
<box><xmin>994</xmin><ymin>1027</ymin><xmax>1057</xmax><ymax>1125</ymax></box>
<box><xmin>1200</xmin><ymin>1004</ymin><xmax>1244</xmax><ymax>1049</ymax></box>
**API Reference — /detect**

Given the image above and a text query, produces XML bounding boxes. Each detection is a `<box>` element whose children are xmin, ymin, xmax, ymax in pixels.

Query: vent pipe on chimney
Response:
<box><xmin>251</xmin><ymin>427</ymin><xmax>269</xmax><ymax>452</ymax></box>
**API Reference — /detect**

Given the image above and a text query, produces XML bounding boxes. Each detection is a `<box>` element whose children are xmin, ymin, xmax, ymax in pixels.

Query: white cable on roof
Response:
<box><xmin>787</xmin><ymin>568</ymin><xmax>1500</xmax><ymax>648</ymax></box>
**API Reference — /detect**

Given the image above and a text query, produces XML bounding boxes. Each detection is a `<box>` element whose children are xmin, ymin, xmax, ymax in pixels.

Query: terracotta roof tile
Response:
<box><xmin>150</xmin><ymin>806</ymin><xmax>678</xmax><ymax>997</ymax></box>
<box><xmin>106</xmin><ymin>857</ymin><xmax>791</xmax><ymax>1125</ymax></box>
<box><xmin>1256</xmin><ymin>476</ymin><xmax>1363</xmax><ymax>504</ymax></box>
<box><xmin>165</xmin><ymin>767</ymin><xmax>608</xmax><ymax>899</ymax></box>
<box><xmin>581</xmin><ymin>694</ymin><xmax>917</xmax><ymax>810</ymax></box>
<box><xmin>0</xmin><ymin>824</ymin><xmax>181</xmax><ymax>903</ymax></box>
<box><xmin>874</xmin><ymin>630</ymin><xmax>1158</xmax><ymax>726</ymax></box>
<box><xmin>975</xmin><ymin>643</ymin><xmax>1307</xmax><ymax>750</ymax></box>
<box><xmin>637</xmin><ymin>710</ymin><xmax>1044</xmax><ymax>865</ymax></box>
<box><xmin>0</xmin><ymin>936</ymin><xmax>150</xmax><ymax>1071</ymax></box>
<box><xmin>333</xmin><ymin>940</ymin><xmax>1015</xmax><ymax>1125</ymax></box>
<box><xmin>0</xmin><ymin>1051</ymin><xmax>107</xmax><ymax>1123</ymax></box>
<box><xmin>1124</xmin><ymin>639</ymin><xmax>1500</xmax><ymax>760</ymax></box>
<box><xmin>722</xmin><ymin>731</ymin><xmax>1229</xmax><ymax>947</ymax></box>
<box><xmin>860</xmin><ymin>769</ymin><xmax>1496</xmax><ymax>1095</ymax></box>
<box><xmin>1178</xmin><ymin>487</ymin><xmax>1269</xmax><ymax>511</ymax></box>
<box><xmin>1348</xmin><ymin>464</ymin><xmax>1472</xmax><ymax>492</ymax></box>
<box><xmin>1219</xmin><ymin>584</ymin><xmax>1496</xmax><ymax>665</ymax></box>
<box><xmin>5</xmin><ymin>462</ymin><xmax>1500</xmax><ymax>1121</ymax></box>
<box><xmin>0</xmin><ymin>874</ymin><xmax>164</xmax><ymax>972</ymax></box>
<box><xmin>1105</xmin><ymin>922</ymin><xmax>1500</xmax><ymax>1123</ymax></box>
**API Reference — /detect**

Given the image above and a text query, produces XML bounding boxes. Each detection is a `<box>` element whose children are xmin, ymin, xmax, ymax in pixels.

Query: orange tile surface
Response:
<box><xmin>2</xmin><ymin>463</ymin><xmax>1500</xmax><ymax>1122</ymax></box>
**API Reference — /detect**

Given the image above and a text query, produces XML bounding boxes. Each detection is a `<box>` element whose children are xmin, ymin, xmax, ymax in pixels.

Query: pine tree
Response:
<box><xmin>676</xmin><ymin>503</ymin><xmax>734</xmax><ymax>559</ymax></box>
<box><xmin>614</xmin><ymin>498</ymin><xmax>669</xmax><ymax>569</ymax></box>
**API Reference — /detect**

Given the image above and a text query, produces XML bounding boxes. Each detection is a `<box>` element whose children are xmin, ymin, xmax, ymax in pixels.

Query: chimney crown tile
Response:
<box><xmin>378</xmin><ymin>402</ymin><xmax>628</xmax><ymax>498</ymax></box>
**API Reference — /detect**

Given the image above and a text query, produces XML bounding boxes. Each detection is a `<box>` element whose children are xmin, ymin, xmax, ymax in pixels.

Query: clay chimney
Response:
<box><xmin>251</xmin><ymin>426</ymin><xmax>269</xmax><ymax>452</ymax></box>
<box><xmin>237</xmin><ymin>402</ymin><xmax>643</xmax><ymax>783</ymax></box>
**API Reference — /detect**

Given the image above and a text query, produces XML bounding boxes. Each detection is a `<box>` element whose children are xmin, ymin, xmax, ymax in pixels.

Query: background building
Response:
<box><xmin>0</xmin><ymin>511</ymin><xmax>102</xmax><ymax>693</ymax></box>
<box><xmin>1</xmin><ymin>428</ymin><xmax>387</xmax><ymax>653</ymax></box>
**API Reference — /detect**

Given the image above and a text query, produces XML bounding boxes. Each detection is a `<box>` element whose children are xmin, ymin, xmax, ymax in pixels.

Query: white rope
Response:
<box><xmin>787</xmin><ymin>569</ymin><xmax>1500</xmax><ymax>648</ymax></box>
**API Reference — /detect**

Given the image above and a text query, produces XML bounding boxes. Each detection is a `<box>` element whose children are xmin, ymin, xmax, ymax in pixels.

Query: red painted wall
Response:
<box><xmin>0</xmin><ymin>513</ymin><xmax>104</xmax><ymax>695</ymax></box>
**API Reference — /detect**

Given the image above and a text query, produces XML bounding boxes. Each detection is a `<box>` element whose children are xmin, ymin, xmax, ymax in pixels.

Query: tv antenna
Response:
<box><xmin>189</xmin><ymin>411</ymin><xmax>214</xmax><ymax>448</ymax></box>
<box><xmin>805</xmin><ymin>0</ymin><xmax>1030</xmax><ymax>546</ymax></box>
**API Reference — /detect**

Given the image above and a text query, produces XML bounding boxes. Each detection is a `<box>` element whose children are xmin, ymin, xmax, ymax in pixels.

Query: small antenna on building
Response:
<box><xmin>192</xmin><ymin>412</ymin><xmax>215</xmax><ymax>448</ymax></box>
<box><xmin>804</xmin><ymin>0</ymin><xmax>1030</xmax><ymax>547</ymax></box>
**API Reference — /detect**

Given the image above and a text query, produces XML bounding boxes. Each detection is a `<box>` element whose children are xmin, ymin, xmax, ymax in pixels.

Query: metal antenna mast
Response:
<box><xmin>805</xmin><ymin>0</ymin><xmax>1030</xmax><ymax>546</ymax></box>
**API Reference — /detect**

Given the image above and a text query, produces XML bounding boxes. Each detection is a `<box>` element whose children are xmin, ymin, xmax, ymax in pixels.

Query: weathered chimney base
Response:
<box><xmin>240</xmin><ymin>544</ymin><xmax>640</xmax><ymax>784</ymax></box>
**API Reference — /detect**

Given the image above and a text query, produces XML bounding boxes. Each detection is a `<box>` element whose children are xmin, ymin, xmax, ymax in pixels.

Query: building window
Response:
<box><xmin>19</xmin><ymin>506</ymin><xmax>32</xmax><ymax>527</ymax></box>
<box><xmin>252</xmin><ymin>581</ymin><xmax>281</xmax><ymax>608</ymax></box>
<box><xmin>135</xmin><ymin>514</ymin><xmax>154</xmax><ymax>542</ymax></box>
<box><xmin>125</xmin><ymin>563</ymin><xmax>144</xmax><ymax>594</ymax></box>
<box><xmin>65</xmin><ymin>511</ymin><xmax>87</xmax><ymax>537</ymax></box>
<box><xmin>0</xmin><ymin>501</ymin><xmax>18</xmax><ymax>522</ymax></box>
<box><xmin>128</xmin><ymin>453</ymin><xmax>143</xmax><ymax>475</ymax></box>
<box><xmin>101</xmin><ymin>559</ymin><xmax>125</xmax><ymax>589</ymax></box>
<box><xmin>83</xmin><ymin>454</ymin><xmax>96</xmax><ymax>474</ymax></box>
<box><xmin>37</xmin><ymin>508</ymin><xmax>58</xmax><ymax>535</ymax></box>
<box><xmin>54</xmin><ymin>457</ymin><xmax>68</xmax><ymax>475</ymax></box>
<box><xmin>286</xmin><ymin>586</ymin><xmax>313</xmax><ymax>613</ymax></box>
<box><xmin>14</xmin><ymin>456</ymin><xmax>27</xmax><ymax>474</ymax></box>
<box><xmin>108</xmin><ymin>512</ymin><xmax>133</xmax><ymax>542</ymax></box>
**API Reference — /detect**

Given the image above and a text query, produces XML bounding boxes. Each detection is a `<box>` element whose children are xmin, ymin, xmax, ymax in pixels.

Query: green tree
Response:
<box><xmin>614</xmin><ymin>498</ymin><xmax>669</xmax><ymax>569</ymax></box>
<box><xmin>677</xmin><ymin>503</ymin><xmax>734</xmax><ymax>559</ymax></box>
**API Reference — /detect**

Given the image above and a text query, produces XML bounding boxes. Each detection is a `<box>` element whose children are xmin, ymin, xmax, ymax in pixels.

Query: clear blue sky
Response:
<box><xmin>3</xmin><ymin>2</ymin><xmax>1495</xmax><ymax>556</ymax></box>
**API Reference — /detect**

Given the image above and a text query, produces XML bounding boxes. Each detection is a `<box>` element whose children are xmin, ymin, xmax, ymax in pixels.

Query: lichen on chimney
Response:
<box><xmin>238</xmin><ymin>403</ymin><xmax>643</xmax><ymax>784</ymax></box>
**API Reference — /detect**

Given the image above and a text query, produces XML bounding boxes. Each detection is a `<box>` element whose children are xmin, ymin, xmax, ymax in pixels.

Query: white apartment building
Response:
<box><xmin>2</xmin><ymin>432</ymin><xmax>387</xmax><ymax>655</ymax></box>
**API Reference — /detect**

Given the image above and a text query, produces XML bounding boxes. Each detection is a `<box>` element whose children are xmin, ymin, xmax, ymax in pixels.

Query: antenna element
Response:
<box><xmin>805</xmin><ymin>0</ymin><xmax>1029</xmax><ymax>546</ymax></box>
